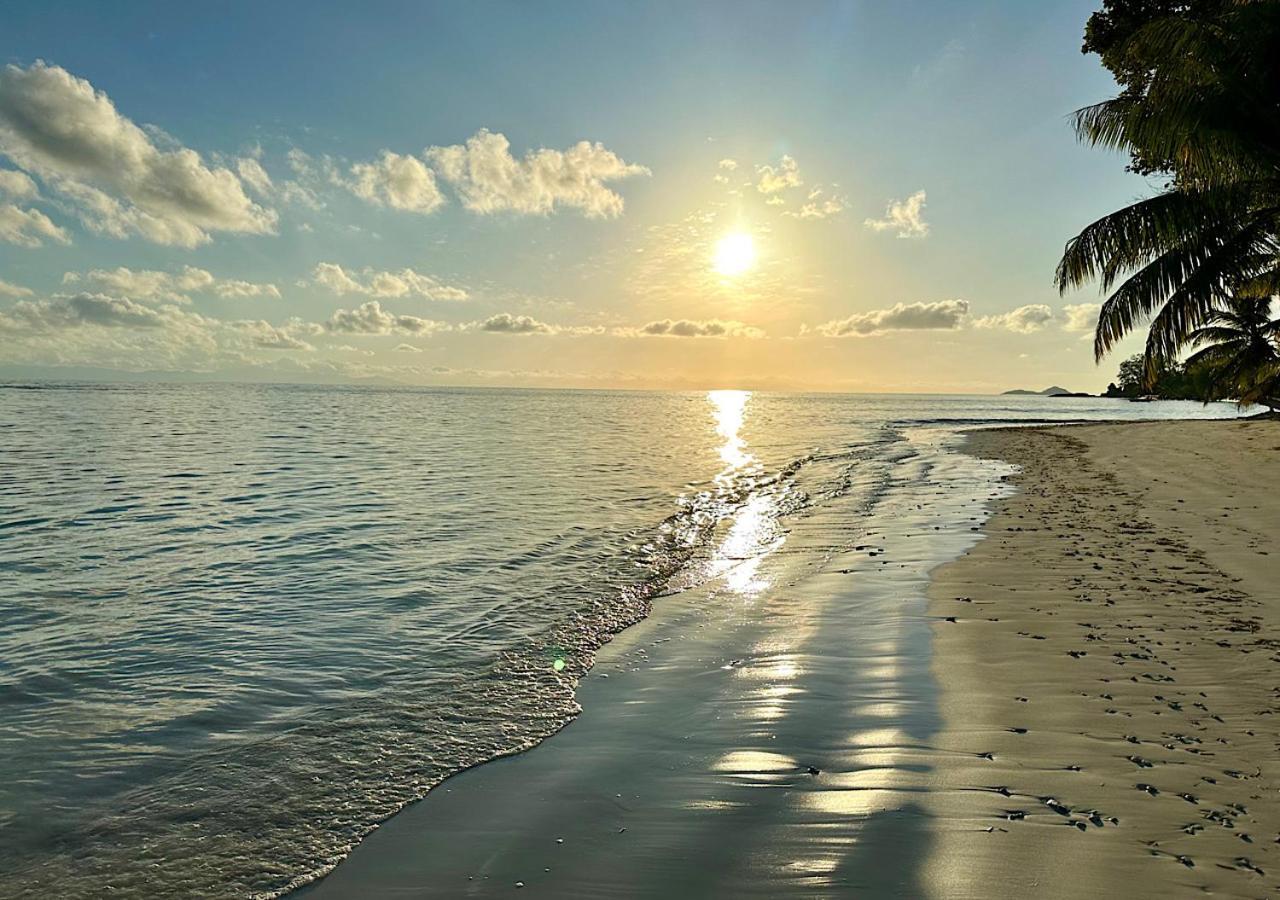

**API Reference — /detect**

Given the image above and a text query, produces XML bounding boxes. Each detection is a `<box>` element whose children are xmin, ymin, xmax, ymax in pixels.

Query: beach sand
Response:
<box><xmin>924</xmin><ymin>420</ymin><xmax>1280</xmax><ymax>897</ymax></box>
<box><xmin>299</xmin><ymin>420</ymin><xmax>1279</xmax><ymax>898</ymax></box>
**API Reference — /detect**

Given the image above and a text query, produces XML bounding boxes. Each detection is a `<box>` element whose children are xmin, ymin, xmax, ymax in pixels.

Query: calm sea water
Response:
<box><xmin>0</xmin><ymin>384</ymin><xmax>1246</xmax><ymax>897</ymax></box>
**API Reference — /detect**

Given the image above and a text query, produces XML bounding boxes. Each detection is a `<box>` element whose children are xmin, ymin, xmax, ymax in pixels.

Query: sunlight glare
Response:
<box><xmin>713</xmin><ymin>232</ymin><xmax>757</xmax><ymax>277</ymax></box>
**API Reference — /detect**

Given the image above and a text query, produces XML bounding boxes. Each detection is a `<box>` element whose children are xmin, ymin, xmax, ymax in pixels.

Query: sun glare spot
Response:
<box><xmin>713</xmin><ymin>232</ymin><xmax>757</xmax><ymax>277</ymax></box>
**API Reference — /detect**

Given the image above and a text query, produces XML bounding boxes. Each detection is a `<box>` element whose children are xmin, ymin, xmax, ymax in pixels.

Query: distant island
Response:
<box><xmin>1001</xmin><ymin>386</ymin><xmax>1092</xmax><ymax>397</ymax></box>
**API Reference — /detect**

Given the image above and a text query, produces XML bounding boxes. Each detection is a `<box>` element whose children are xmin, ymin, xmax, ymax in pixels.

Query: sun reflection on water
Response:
<box><xmin>701</xmin><ymin>389</ymin><xmax>787</xmax><ymax>600</ymax></box>
<box><xmin>709</xmin><ymin>389</ymin><xmax>754</xmax><ymax>474</ymax></box>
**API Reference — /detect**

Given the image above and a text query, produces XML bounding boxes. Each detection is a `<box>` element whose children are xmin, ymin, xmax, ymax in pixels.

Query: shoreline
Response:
<box><xmin>924</xmin><ymin>420</ymin><xmax>1279</xmax><ymax>895</ymax></box>
<box><xmin>294</xmin><ymin>418</ymin><xmax>1278</xmax><ymax>897</ymax></box>
<box><xmin>296</xmin><ymin>427</ymin><xmax>1003</xmax><ymax>897</ymax></box>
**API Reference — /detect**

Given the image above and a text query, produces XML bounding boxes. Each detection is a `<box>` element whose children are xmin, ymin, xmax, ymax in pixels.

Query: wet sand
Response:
<box><xmin>297</xmin><ymin>420</ymin><xmax>1279</xmax><ymax>898</ymax></box>
<box><xmin>296</xmin><ymin>430</ymin><xmax>1002</xmax><ymax>897</ymax></box>
<box><xmin>925</xmin><ymin>420</ymin><xmax>1280</xmax><ymax>896</ymax></box>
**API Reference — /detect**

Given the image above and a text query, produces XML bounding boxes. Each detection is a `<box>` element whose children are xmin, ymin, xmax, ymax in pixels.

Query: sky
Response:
<box><xmin>0</xmin><ymin>0</ymin><xmax>1158</xmax><ymax>393</ymax></box>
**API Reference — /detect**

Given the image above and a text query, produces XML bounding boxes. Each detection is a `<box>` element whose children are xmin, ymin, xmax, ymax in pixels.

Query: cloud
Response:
<box><xmin>790</xmin><ymin>187</ymin><xmax>847</xmax><ymax>220</ymax></box>
<box><xmin>974</xmin><ymin>303</ymin><xmax>1054</xmax><ymax>333</ymax></box>
<box><xmin>310</xmin><ymin>262</ymin><xmax>467</xmax><ymax>301</ymax></box>
<box><xmin>232</xmin><ymin>319</ymin><xmax>313</xmax><ymax>350</ymax></box>
<box><xmin>755</xmin><ymin>155</ymin><xmax>802</xmax><ymax>194</ymax></box>
<box><xmin>0</xmin><ymin>168</ymin><xmax>38</xmax><ymax>200</ymax></box>
<box><xmin>0</xmin><ymin>277</ymin><xmax>33</xmax><ymax>297</ymax></box>
<box><xmin>473</xmin><ymin>312</ymin><xmax>554</xmax><ymax>334</ymax></box>
<box><xmin>1061</xmin><ymin>302</ymin><xmax>1100</xmax><ymax>333</ymax></box>
<box><xmin>635</xmin><ymin>318</ymin><xmax>764</xmax><ymax>338</ymax></box>
<box><xmin>323</xmin><ymin>300</ymin><xmax>446</xmax><ymax>335</ymax></box>
<box><xmin>864</xmin><ymin>190</ymin><xmax>929</xmax><ymax>238</ymax></box>
<box><xmin>717</xmin><ymin>158</ymin><xmax>738</xmax><ymax>171</ymax></box>
<box><xmin>814</xmin><ymin>299</ymin><xmax>969</xmax><ymax>337</ymax></box>
<box><xmin>394</xmin><ymin>342</ymin><xmax>423</xmax><ymax>352</ymax></box>
<box><xmin>0</xmin><ymin>202</ymin><xmax>69</xmax><ymax>247</ymax></box>
<box><xmin>236</xmin><ymin>157</ymin><xmax>273</xmax><ymax>196</ymax></box>
<box><xmin>62</xmin><ymin>266</ymin><xmax>281</xmax><ymax>301</ymax></box>
<box><xmin>426</xmin><ymin>129</ymin><xmax>649</xmax><ymax>218</ymax></box>
<box><xmin>0</xmin><ymin>292</ymin><xmax>166</xmax><ymax>332</ymax></box>
<box><xmin>0</xmin><ymin>61</ymin><xmax>276</xmax><ymax>246</ymax></box>
<box><xmin>347</xmin><ymin>150</ymin><xmax>445</xmax><ymax>214</ymax></box>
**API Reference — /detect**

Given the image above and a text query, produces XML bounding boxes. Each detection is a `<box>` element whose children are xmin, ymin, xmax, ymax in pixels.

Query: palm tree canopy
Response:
<box><xmin>1058</xmin><ymin>0</ymin><xmax>1280</xmax><ymax>383</ymax></box>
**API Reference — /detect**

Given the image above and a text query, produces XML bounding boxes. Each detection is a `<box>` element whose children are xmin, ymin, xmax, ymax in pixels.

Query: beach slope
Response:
<box><xmin>926</xmin><ymin>420</ymin><xmax>1280</xmax><ymax>897</ymax></box>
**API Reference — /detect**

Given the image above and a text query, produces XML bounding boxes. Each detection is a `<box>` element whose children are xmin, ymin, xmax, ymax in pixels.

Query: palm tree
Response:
<box><xmin>1183</xmin><ymin>292</ymin><xmax>1280</xmax><ymax>410</ymax></box>
<box><xmin>1055</xmin><ymin>2</ymin><xmax>1280</xmax><ymax>383</ymax></box>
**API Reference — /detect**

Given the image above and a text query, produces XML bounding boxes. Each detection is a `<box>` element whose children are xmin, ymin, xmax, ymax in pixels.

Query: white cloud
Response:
<box><xmin>310</xmin><ymin>262</ymin><xmax>467</xmax><ymax>301</ymax></box>
<box><xmin>815</xmin><ymin>299</ymin><xmax>969</xmax><ymax>337</ymax></box>
<box><xmin>0</xmin><ymin>168</ymin><xmax>38</xmax><ymax>200</ymax></box>
<box><xmin>864</xmin><ymin>190</ymin><xmax>929</xmax><ymax>238</ymax></box>
<box><xmin>426</xmin><ymin>129</ymin><xmax>649</xmax><ymax>218</ymax></box>
<box><xmin>473</xmin><ymin>312</ymin><xmax>554</xmax><ymax>334</ymax></box>
<box><xmin>635</xmin><ymin>318</ymin><xmax>764</xmax><ymax>338</ymax></box>
<box><xmin>0</xmin><ymin>62</ymin><xmax>276</xmax><ymax>246</ymax></box>
<box><xmin>717</xmin><ymin>158</ymin><xmax>738</xmax><ymax>171</ymax></box>
<box><xmin>347</xmin><ymin>150</ymin><xmax>445</xmax><ymax>214</ymax></box>
<box><xmin>790</xmin><ymin>187</ymin><xmax>847</xmax><ymax>220</ymax></box>
<box><xmin>0</xmin><ymin>277</ymin><xmax>33</xmax><ymax>297</ymax></box>
<box><xmin>62</xmin><ymin>266</ymin><xmax>281</xmax><ymax>302</ymax></box>
<box><xmin>323</xmin><ymin>300</ymin><xmax>446</xmax><ymax>335</ymax></box>
<box><xmin>232</xmin><ymin>319</ymin><xmax>313</xmax><ymax>350</ymax></box>
<box><xmin>0</xmin><ymin>292</ymin><xmax>167</xmax><ymax>332</ymax></box>
<box><xmin>1061</xmin><ymin>303</ymin><xmax>1100</xmax><ymax>333</ymax></box>
<box><xmin>394</xmin><ymin>342</ymin><xmax>423</xmax><ymax>352</ymax></box>
<box><xmin>974</xmin><ymin>304</ymin><xmax>1054</xmax><ymax>333</ymax></box>
<box><xmin>0</xmin><ymin>202</ymin><xmax>69</xmax><ymax>247</ymax></box>
<box><xmin>236</xmin><ymin>157</ymin><xmax>273</xmax><ymax>196</ymax></box>
<box><xmin>756</xmin><ymin>155</ymin><xmax>802</xmax><ymax>194</ymax></box>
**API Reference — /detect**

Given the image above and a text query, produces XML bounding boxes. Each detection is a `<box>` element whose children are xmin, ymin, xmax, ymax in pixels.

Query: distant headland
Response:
<box><xmin>1001</xmin><ymin>386</ymin><xmax>1092</xmax><ymax>397</ymax></box>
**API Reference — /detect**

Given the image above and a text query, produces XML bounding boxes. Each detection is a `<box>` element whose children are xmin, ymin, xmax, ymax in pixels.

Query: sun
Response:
<box><xmin>713</xmin><ymin>232</ymin><xmax>757</xmax><ymax>277</ymax></box>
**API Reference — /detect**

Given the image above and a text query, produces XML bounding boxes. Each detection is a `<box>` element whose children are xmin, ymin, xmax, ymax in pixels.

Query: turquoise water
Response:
<box><xmin>0</xmin><ymin>385</ymin><xmax>1246</xmax><ymax>897</ymax></box>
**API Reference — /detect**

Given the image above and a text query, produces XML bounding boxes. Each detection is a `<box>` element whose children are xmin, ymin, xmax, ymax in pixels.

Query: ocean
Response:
<box><xmin>0</xmin><ymin>383</ymin><xmax>1247</xmax><ymax>897</ymax></box>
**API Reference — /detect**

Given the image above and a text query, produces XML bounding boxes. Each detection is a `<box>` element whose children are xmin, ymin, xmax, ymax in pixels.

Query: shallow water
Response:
<box><xmin>0</xmin><ymin>384</ymin><xmax>1246</xmax><ymax>897</ymax></box>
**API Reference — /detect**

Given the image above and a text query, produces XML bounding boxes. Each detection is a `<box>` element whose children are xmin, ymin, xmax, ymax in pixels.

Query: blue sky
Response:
<box><xmin>0</xmin><ymin>1</ymin><xmax>1154</xmax><ymax>391</ymax></box>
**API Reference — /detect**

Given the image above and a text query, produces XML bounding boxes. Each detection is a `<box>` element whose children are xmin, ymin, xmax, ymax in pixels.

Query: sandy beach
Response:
<box><xmin>925</xmin><ymin>420</ymin><xmax>1280</xmax><ymax>896</ymax></box>
<box><xmin>298</xmin><ymin>418</ymin><xmax>1279</xmax><ymax>898</ymax></box>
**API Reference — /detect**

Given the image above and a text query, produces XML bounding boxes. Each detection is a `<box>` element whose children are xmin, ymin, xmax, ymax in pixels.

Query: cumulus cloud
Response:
<box><xmin>347</xmin><ymin>150</ymin><xmax>445</xmax><ymax>214</ymax></box>
<box><xmin>864</xmin><ymin>190</ymin><xmax>929</xmax><ymax>238</ymax></box>
<box><xmin>756</xmin><ymin>155</ymin><xmax>802</xmax><ymax>194</ymax></box>
<box><xmin>232</xmin><ymin>319</ymin><xmax>313</xmax><ymax>350</ymax></box>
<box><xmin>0</xmin><ymin>277</ymin><xmax>33</xmax><ymax>297</ymax></box>
<box><xmin>1061</xmin><ymin>302</ymin><xmax>1100</xmax><ymax>333</ymax></box>
<box><xmin>426</xmin><ymin>129</ymin><xmax>649</xmax><ymax>218</ymax></box>
<box><xmin>0</xmin><ymin>168</ymin><xmax>38</xmax><ymax>200</ymax></box>
<box><xmin>0</xmin><ymin>292</ymin><xmax>166</xmax><ymax>332</ymax></box>
<box><xmin>814</xmin><ymin>299</ymin><xmax>969</xmax><ymax>337</ymax></box>
<box><xmin>0</xmin><ymin>61</ymin><xmax>276</xmax><ymax>246</ymax></box>
<box><xmin>323</xmin><ymin>300</ymin><xmax>446</xmax><ymax>335</ymax></box>
<box><xmin>0</xmin><ymin>201</ymin><xmax>69</xmax><ymax>247</ymax></box>
<box><xmin>974</xmin><ymin>303</ymin><xmax>1054</xmax><ymax>333</ymax></box>
<box><xmin>0</xmin><ymin>167</ymin><xmax>56</xmax><ymax>247</ymax></box>
<box><xmin>717</xmin><ymin>158</ymin><xmax>738</xmax><ymax>171</ymax></box>
<box><xmin>636</xmin><ymin>318</ymin><xmax>764</xmax><ymax>338</ymax></box>
<box><xmin>62</xmin><ymin>266</ymin><xmax>281</xmax><ymax>302</ymax></box>
<box><xmin>310</xmin><ymin>262</ymin><xmax>467</xmax><ymax>301</ymax></box>
<box><xmin>473</xmin><ymin>312</ymin><xmax>554</xmax><ymax>334</ymax></box>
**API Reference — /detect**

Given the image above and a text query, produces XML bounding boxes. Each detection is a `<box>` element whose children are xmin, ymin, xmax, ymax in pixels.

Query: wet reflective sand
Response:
<box><xmin>302</xmin><ymin>425</ymin><xmax>1007</xmax><ymax>897</ymax></box>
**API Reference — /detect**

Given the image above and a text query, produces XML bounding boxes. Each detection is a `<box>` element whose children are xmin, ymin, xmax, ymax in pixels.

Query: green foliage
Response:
<box><xmin>1061</xmin><ymin>0</ymin><xmax>1280</xmax><ymax>394</ymax></box>
<box><xmin>1103</xmin><ymin>352</ymin><xmax>1219</xmax><ymax>399</ymax></box>
<box><xmin>1082</xmin><ymin>0</ymin><xmax>1231</xmax><ymax>176</ymax></box>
